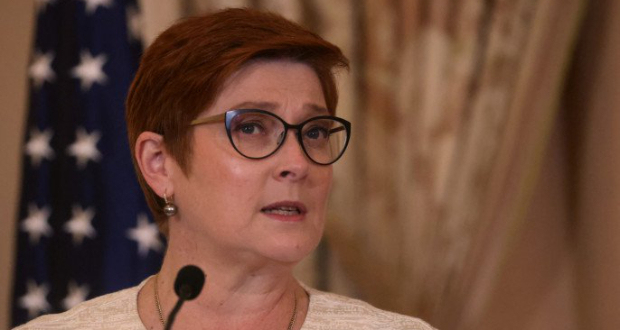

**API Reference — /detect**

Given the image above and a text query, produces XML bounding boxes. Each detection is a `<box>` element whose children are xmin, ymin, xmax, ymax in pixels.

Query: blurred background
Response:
<box><xmin>1</xmin><ymin>0</ymin><xmax>619</xmax><ymax>329</ymax></box>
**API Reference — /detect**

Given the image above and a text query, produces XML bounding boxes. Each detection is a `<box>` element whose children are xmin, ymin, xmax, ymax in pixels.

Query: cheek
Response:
<box><xmin>324</xmin><ymin>170</ymin><xmax>333</xmax><ymax>192</ymax></box>
<box><xmin>194</xmin><ymin>135</ymin><xmax>258</xmax><ymax>187</ymax></box>
<box><xmin>214</xmin><ymin>159</ymin><xmax>268</xmax><ymax>205</ymax></box>
<box><xmin>315</xmin><ymin>168</ymin><xmax>333</xmax><ymax>202</ymax></box>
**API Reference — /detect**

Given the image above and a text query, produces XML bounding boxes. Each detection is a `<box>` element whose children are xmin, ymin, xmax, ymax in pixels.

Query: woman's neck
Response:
<box><xmin>139</xmin><ymin>236</ymin><xmax>308</xmax><ymax>329</ymax></box>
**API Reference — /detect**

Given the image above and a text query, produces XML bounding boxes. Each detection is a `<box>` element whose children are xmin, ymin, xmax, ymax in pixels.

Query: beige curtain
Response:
<box><xmin>331</xmin><ymin>1</ymin><xmax>586</xmax><ymax>329</ymax></box>
<box><xmin>566</xmin><ymin>1</ymin><xmax>620</xmax><ymax>329</ymax></box>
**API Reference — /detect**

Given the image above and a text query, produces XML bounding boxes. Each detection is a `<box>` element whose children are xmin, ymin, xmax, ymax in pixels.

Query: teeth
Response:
<box><xmin>263</xmin><ymin>206</ymin><xmax>300</xmax><ymax>215</ymax></box>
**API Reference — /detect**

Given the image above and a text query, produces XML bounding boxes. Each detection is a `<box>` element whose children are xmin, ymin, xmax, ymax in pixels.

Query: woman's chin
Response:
<box><xmin>259</xmin><ymin>237</ymin><xmax>320</xmax><ymax>265</ymax></box>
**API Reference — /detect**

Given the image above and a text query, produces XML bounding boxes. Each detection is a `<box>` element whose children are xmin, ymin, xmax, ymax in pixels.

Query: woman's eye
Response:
<box><xmin>305</xmin><ymin>126</ymin><xmax>329</xmax><ymax>139</ymax></box>
<box><xmin>237</xmin><ymin>123</ymin><xmax>263</xmax><ymax>134</ymax></box>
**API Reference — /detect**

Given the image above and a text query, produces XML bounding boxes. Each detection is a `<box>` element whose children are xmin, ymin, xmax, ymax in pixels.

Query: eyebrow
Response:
<box><xmin>230</xmin><ymin>101</ymin><xmax>330</xmax><ymax>115</ymax></box>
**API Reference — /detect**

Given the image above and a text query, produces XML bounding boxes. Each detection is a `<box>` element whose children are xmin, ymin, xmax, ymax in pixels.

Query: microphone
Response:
<box><xmin>164</xmin><ymin>265</ymin><xmax>205</xmax><ymax>330</ymax></box>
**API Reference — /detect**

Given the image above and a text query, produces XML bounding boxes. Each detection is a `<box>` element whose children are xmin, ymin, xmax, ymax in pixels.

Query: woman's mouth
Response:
<box><xmin>261</xmin><ymin>202</ymin><xmax>307</xmax><ymax>220</ymax></box>
<box><xmin>262</xmin><ymin>206</ymin><xmax>301</xmax><ymax>215</ymax></box>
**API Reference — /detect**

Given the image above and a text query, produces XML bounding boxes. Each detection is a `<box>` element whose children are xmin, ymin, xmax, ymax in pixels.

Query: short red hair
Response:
<box><xmin>125</xmin><ymin>8</ymin><xmax>349</xmax><ymax>235</ymax></box>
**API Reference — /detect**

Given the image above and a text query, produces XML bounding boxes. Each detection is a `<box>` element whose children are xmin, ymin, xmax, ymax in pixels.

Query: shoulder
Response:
<box><xmin>13</xmin><ymin>284</ymin><xmax>145</xmax><ymax>330</ymax></box>
<box><xmin>303</xmin><ymin>287</ymin><xmax>436</xmax><ymax>330</ymax></box>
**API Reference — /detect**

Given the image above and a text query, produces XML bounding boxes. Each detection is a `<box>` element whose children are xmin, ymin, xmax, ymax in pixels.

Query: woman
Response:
<box><xmin>16</xmin><ymin>8</ymin><xmax>434</xmax><ymax>330</ymax></box>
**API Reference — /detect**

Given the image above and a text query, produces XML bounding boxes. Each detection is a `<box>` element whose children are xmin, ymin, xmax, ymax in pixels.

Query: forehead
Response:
<box><xmin>209</xmin><ymin>59</ymin><xmax>327</xmax><ymax>115</ymax></box>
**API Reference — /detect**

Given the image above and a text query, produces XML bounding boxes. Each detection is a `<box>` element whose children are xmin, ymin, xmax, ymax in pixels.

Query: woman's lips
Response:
<box><xmin>260</xmin><ymin>201</ymin><xmax>307</xmax><ymax>221</ymax></box>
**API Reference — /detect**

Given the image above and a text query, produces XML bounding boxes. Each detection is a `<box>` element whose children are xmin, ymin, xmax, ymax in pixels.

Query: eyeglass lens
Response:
<box><xmin>227</xmin><ymin>111</ymin><xmax>348</xmax><ymax>164</ymax></box>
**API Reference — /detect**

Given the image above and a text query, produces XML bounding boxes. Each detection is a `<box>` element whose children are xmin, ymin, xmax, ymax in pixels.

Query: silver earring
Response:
<box><xmin>163</xmin><ymin>191</ymin><xmax>178</xmax><ymax>216</ymax></box>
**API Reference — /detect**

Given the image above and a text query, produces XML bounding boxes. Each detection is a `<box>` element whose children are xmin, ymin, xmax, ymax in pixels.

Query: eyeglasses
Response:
<box><xmin>190</xmin><ymin>109</ymin><xmax>351</xmax><ymax>165</ymax></box>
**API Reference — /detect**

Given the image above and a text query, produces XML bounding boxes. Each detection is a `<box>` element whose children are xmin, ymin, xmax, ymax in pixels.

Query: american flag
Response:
<box><xmin>11</xmin><ymin>0</ymin><xmax>163</xmax><ymax>326</ymax></box>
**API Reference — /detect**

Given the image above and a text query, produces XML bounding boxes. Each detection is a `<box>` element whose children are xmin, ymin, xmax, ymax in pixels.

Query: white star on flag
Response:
<box><xmin>64</xmin><ymin>205</ymin><xmax>97</xmax><ymax>245</ymax></box>
<box><xmin>71</xmin><ymin>50</ymin><xmax>107</xmax><ymax>90</ymax></box>
<box><xmin>19</xmin><ymin>280</ymin><xmax>51</xmax><ymax>318</ymax></box>
<box><xmin>126</xmin><ymin>6</ymin><xmax>143</xmax><ymax>42</ymax></box>
<box><xmin>29</xmin><ymin>51</ymin><xmax>55</xmax><ymax>89</ymax></box>
<box><xmin>62</xmin><ymin>281</ymin><xmax>90</xmax><ymax>310</ymax></box>
<box><xmin>67</xmin><ymin>127</ymin><xmax>102</xmax><ymax>169</ymax></box>
<box><xmin>21</xmin><ymin>204</ymin><xmax>53</xmax><ymax>245</ymax></box>
<box><xmin>25</xmin><ymin>127</ymin><xmax>55</xmax><ymax>167</ymax></box>
<box><xmin>81</xmin><ymin>0</ymin><xmax>113</xmax><ymax>15</ymax></box>
<box><xmin>127</xmin><ymin>213</ymin><xmax>163</xmax><ymax>257</ymax></box>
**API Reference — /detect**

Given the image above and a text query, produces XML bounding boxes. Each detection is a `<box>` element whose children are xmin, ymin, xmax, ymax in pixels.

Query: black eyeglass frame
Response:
<box><xmin>190</xmin><ymin>109</ymin><xmax>351</xmax><ymax>165</ymax></box>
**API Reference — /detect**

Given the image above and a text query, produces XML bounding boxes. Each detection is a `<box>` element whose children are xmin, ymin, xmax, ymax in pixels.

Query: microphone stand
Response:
<box><xmin>164</xmin><ymin>297</ymin><xmax>187</xmax><ymax>330</ymax></box>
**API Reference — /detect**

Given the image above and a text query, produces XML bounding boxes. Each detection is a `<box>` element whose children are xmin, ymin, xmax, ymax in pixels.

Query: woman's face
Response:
<box><xmin>169</xmin><ymin>60</ymin><xmax>333</xmax><ymax>265</ymax></box>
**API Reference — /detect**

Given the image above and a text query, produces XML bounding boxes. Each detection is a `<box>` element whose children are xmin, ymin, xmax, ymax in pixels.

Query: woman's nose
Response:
<box><xmin>273</xmin><ymin>131</ymin><xmax>310</xmax><ymax>180</ymax></box>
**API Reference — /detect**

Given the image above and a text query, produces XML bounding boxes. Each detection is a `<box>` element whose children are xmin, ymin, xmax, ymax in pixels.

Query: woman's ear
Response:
<box><xmin>134</xmin><ymin>131</ymin><xmax>173</xmax><ymax>197</ymax></box>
